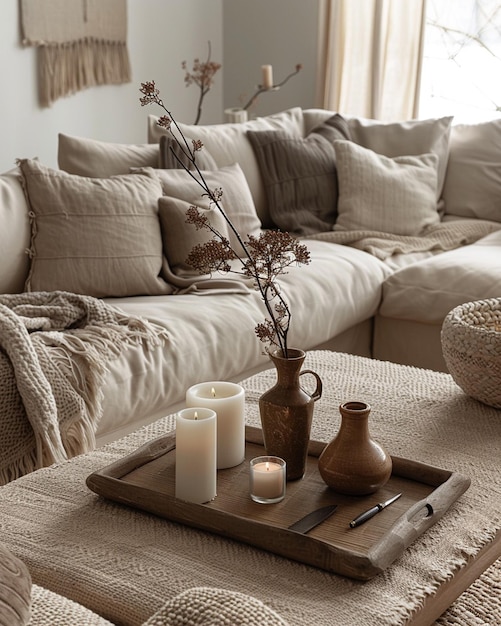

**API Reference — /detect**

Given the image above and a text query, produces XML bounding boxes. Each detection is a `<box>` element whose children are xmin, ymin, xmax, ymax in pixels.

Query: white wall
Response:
<box><xmin>222</xmin><ymin>0</ymin><xmax>320</xmax><ymax>117</ymax></box>
<box><xmin>0</xmin><ymin>0</ymin><xmax>223</xmax><ymax>172</ymax></box>
<box><xmin>0</xmin><ymin>0</ymin><xmax>321</xmax><ymax>173</ymax></box>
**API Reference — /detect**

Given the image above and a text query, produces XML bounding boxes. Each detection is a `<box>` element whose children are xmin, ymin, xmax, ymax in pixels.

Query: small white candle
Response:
<box><xmin>250</xmin><ymin>456</ymin><xmax>286</xmax><ymax>504</ymax></box>
<box><xmin>175</xmin><ymin>408</ymin><xmax>217</xmax><ymax>504</ymax></box>
<box><xmin>186</xmin><ymin>382</ymin><xmax>245</xmax><ymax>469</ymax></box>
<box><xmin>261</xmin><ymin>64</ymin><xmax>273</xmax><ymax>89</ymax></box>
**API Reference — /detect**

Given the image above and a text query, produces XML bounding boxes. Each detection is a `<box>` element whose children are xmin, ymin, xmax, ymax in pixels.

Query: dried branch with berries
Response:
<box><xmin>140</xmin><ymin>81</ymin><xmax>311</xmax><ymax>357</ymax></box>
<box><xmin>182</xmin><ymin>41</ymin><xmax>221</xmax><ymax>125</ymax></box>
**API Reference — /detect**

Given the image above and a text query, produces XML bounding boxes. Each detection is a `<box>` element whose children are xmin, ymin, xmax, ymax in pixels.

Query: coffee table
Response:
<box><xmin>0</xmin><ymin>350</ymin><xmax>499</xmax><ymax>626</ymax></box>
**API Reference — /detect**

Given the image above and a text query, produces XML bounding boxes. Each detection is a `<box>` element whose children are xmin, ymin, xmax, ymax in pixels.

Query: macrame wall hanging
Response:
<box><xmin>20</xmin><ymin>0</ymin><xmax>131</xmax><ymax>107</ymax></box>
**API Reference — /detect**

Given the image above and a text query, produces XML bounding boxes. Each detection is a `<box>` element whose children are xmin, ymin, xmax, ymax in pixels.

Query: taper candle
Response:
<box><xmin>186</xmin><ymin>382</ymin><xmax>245</xmax><ymax>469</ymax></box>
<box><xmin>175</xmin><ymin>407</ymin><xmax>217</xmax><ymax>504</ymax></box>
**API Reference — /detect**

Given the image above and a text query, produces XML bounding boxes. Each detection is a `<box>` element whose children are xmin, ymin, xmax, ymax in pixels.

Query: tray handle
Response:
<box><xmin>369</xmin><ymin>471</ymin><xmax>471</xmax><ymax>570</ymax></box>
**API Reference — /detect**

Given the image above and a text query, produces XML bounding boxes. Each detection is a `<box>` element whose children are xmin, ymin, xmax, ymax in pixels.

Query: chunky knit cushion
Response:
<box><xmin>142</xmin><ymin>587</ymin><xmax>289</xmax><ymax>626</ymax></box>
<box><xmin>0</xmin><ymin>543</ymin><xmax>31</xmax><ymax>626</ymax></box>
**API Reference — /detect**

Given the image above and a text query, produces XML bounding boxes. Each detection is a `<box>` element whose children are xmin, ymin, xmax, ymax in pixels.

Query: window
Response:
<box><xmin>419</xmin><ymin>0</ymin><xmax>501</xmax><ymax>123</ymax></box>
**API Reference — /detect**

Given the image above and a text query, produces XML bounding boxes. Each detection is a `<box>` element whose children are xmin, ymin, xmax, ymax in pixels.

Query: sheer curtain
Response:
<box><xmin>317</xmin><ymin>0</ymin><xmax>427</xmax><ymax>120</ymax></box>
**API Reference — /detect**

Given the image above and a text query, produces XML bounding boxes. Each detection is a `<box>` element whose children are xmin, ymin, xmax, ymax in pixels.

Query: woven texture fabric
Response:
<box><xmin>20</xmin><ymin>0</ymin><xmax>131</xmax><ymax>107</ymax></box>
<box><xmin>0</xmin><ymin>543</ymin><xmax>31</xmax><ymax>626</ymax></box>
<box><xmin>442</xmin><ymin>297</ymin><xmax>501</xmax><ymax>408</ymax></box>
<box><xmin>0</xmin><ymin>291</ymin><xmax>167</xmax><ymax>484</ymax></box>
<box><xmin>0</xmin><ymin>351</ymin><xmax>499</xmax><ymax>626</ymax></box>
<box><xmin>307</xmin><ymin>218</ymin><xmax>501</xmax><ymax>260</ymax></box>
<box><xmin>29</xmin><ymin>585</ymin><xmax>114</xmax><ymax>625</ymax></box>
<box><xmin>142</xmin><ymin>588</ymin><xmax>289</xmax><ymax>626</ymax></box>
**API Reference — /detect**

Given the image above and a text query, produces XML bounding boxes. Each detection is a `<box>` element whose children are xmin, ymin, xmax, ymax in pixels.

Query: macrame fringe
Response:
<box><xmin>38</xmin><ymin>38</ymin><xmax>131</xmax><ymax>107</ymax></box>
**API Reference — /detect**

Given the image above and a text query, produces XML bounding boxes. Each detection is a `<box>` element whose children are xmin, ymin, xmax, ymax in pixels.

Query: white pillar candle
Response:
<box><xmin>175</xmin><ymin>408</ymin><xmax>217</xmax><ymax>504</ymax></box>
<box><xmin>261</xmin><ymin>64</ymin><xmax>273</xmax><ymax>89</ymax></box>
<box><xmin>186</xmin><ymin>382</ymin><xmax>245</xmax><ymax>469</ymax></box>
<box><xmin>250</xmin><ymin>456</ymin><xmax>286</xmax><ymax>504</ymax></box>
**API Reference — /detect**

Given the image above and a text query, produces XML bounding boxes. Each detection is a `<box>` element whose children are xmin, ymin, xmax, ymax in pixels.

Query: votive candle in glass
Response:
<box><xmin>175</xmin><ymin>407</ymin><xmax>217</xmax><ymax>504</ymax></box>
<box><xmin>250</xmin><ymin>456</ymin><xmax>286</xmax><ymax>504</ymax></box>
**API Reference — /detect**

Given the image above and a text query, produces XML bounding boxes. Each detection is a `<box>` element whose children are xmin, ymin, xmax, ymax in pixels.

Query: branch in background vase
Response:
<box><xmin>240</xmin><ymin>63</ymin><xmax>303</xmax><ymax>112</ymax></box>
<box><xmin>182</xmin><ymin>41</ymin><xmax>222</xmax><ymax>125</ymax></box>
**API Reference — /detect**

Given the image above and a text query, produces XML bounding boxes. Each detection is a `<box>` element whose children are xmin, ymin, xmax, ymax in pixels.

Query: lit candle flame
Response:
<box><xmin>211</xmin><ymin>387</ymin><xmax>216</xmax><ymax>398</ymax></box>
<box><xmin>266</xmin><ymin>462</ymin><xmax>270</xmax><ymax>471</ymax></box>
<box><xmin>194</xmin><ymin>411</ymin><xmax>198</xmax><ymax>421</ymax></box>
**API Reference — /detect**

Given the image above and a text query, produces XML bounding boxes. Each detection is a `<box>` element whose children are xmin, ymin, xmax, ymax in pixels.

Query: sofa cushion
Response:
<box><xmin>18</xmin><ymin>159</ymin><xmax>172</xmax><ymax>298</ymax></box>
<box><xmin>58</xmin><ymin>133</ymin><xmax>160</xmax><ymax>177</ymax></box>
<box><xmin>158</xmin><ymin>196</ymin><xmax>230</xmax><ymax>273</ymax></box>
<box><xmin>159</xmin><ymin>134</ymin><xmax>217</xmax><ymax>170</ymax></box>
<box><xmin>443</xmin><ymin>119</ymin><xmax>501</xmax><ymax>222</ymax></box>
<box><xmin>149</xmin><ymin>163</ymin><xmax>262</xmax><ymax>255</ymax></box>
<box><xmin>333</xmin><ymin>140</ymin><xmax>440</xmax><ymax>235</ymax></box>
<box><xmin>379</xmin><ymin>230</ymin><xmax>501</xmax><ymax>324</ymax></box>
<box><xmin>142</xmin><ymin>587</ymin><xmax>289</xmax><ymax>626</ymax></box>
<box><xmin>148</xmin><ymin>108</ymin><xmax>304</xmax><ymax>226</ymax></box>
<box><xmin>347</xmin><ymin>115</ymin><xmax>453</xmax><ymax>199</ymax></box>
<box><xmin>0</xmin><ymin>543</ymin><xmax>31</xmax><ymax>626</ymax></box>
<box><xmin>247</xmin><ymin>113</ymin><xmax>351</xmax><ymax>235</ymax></box>
<box><xmin>0</xmin><ymin>168</ymin><xmax>31</xmax><ymax>294</ymax></box>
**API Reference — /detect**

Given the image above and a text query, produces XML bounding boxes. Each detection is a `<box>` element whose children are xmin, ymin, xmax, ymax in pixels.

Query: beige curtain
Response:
<box><xmin>317</xmin><ymin>0</ymin><xmax>426</xmax><ymax>120</ymax></box>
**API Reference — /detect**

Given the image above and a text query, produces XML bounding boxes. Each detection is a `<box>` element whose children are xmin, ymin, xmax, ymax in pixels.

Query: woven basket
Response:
<box><xmin>441</xmin><ymin>298</ymin><xmax>501</xmax><ymax>409</ymax></box>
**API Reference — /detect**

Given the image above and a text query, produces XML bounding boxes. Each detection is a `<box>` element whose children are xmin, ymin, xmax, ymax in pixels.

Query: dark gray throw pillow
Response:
<box><xmin>247</xmin><ymin>114</ymin><xmax>351</xmax><ymax>235</ymax></box>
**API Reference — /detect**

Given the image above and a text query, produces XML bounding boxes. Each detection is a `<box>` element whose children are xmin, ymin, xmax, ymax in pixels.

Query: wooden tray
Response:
<box><xmin>86</xmin><ymin>426</ymin><xmax>470</xmax><ymax>580</ymax></box>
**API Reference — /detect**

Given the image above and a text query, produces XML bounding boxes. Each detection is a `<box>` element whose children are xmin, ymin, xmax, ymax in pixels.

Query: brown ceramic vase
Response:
<box><xmin>259</xmin><ymin>348</ymin><xmax>322</xmax><ymax>481</ymax></box>
<box><xmin>318</xmin><ymin>401</ymin><xmax>392</xmax><ymax>495</ymax></box>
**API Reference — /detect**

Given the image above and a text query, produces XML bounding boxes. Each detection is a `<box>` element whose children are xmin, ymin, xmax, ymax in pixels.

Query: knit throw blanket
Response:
<box><xmin>305</xmin><ymin>219</ymin><xmax>501</xmax><ymax>259</ymax></box>
<box><xmin>0</xmin><ymin>291</ymin><xmax>167</xmax><ymax>485</ymax></box>
<box><xmin>20</xmin><ymin>0</ymin><xmax>131</xmax><ymax>107</ymax></box>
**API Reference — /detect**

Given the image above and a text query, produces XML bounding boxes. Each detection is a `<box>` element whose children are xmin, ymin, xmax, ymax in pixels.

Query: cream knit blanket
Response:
<box><xmin>305</xmin><ymin>219</ymin><xmax>501</xmax><ymax>259</ymax></box>
<box><xmin>0</xmin><ymin>291</ymin><xmax>167</xmax><ymax>485</ymax></box>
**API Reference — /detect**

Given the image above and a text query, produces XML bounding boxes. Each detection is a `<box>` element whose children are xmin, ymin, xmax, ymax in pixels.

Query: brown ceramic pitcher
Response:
<box><xmin>258</xmin><ymin>348</ymin><xmax>322</xmax><ymax>481</ymax></box>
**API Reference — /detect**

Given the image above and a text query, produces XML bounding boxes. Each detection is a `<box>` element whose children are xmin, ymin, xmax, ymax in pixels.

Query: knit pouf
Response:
<box><xmin>441</xmin><ymin>298</ymin><xmax>501</xmax><ymax>409</ymax></box>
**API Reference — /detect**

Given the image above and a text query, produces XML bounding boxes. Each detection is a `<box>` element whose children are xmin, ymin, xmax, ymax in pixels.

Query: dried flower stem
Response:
<box><xmin>182</xmin><ymin>41</ymin><xmax>221</xmax><ymax>125</ymax></box>
<box><xmin>140</xmin><ymin>81</ymin><xmax>310</xmax><ymax>357</ymax></box>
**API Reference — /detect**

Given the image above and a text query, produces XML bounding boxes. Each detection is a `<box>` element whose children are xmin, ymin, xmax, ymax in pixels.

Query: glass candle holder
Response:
<box><xmin>249</xmin><ymin>456</ymin><xmax>286</xmax><ymax>504</ymax></box>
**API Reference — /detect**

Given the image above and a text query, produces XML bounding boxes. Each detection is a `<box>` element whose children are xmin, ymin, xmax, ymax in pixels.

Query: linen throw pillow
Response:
<box><xmin>333</xmin><ymin>140</ymin><xmax>440</xmax><ymax>235</ymax></box>
<box><xmin>159</xmin><ymin>134</ymin><xmax>217</xmax><ymax>170</ymax></box>
<box><xmin>0</xmin><ymin>543</ymin><xmax>32</xmax><ymax>626</ymax></box>
<box><xmin>442</xmin><ymin>119</ymin><xmax>501</xmax><ymax>222</ymax></box>
<box><xmin>247</xmin><ymin>113</ymin><xmax>351</xmax><ymax>235</ymax></box>
<box><xmin>158</xmin><ymin>196</ymin><xmax>231</xmax><ymax>273</ymax></box>
<box><xmin>348</xmin><ymin>115</ymin><xmax>453</xmax><ymax>200</ymax></box>
<box><xmin>147</xmin><ymin>163</ymin><xmax>262</xmax><ymax>255</ymax></box>
<box><xmin>19</xmin><ymin>159</ymin><xmax>173</xmax><ymax>297</ymax></box>
<box><xmin>148</xmin><ymin>107</ymin><xmax>304</xmax><ymax>226</ymax></box>
<box><xmin>58</xmin><ymin>133</ymin><xmax>160</xmax><ymax>177</ymax></box>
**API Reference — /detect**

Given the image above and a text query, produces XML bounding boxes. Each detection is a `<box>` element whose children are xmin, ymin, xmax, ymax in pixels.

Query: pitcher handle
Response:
<box><xmin>299</xmin><ymin>370</ymin><xmax>323</xmax><ymax>402</ymax></box>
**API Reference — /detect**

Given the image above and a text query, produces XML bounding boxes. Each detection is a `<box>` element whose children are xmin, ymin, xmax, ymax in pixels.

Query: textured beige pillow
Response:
<box><xmin>0</xmin><ymin>543</ymin><xmax>31</xmax><ymax>626</ymax></box>
<box><xmin>443</xmin><ymin>119</ymin><xmax>501</xmax><ymax>222</ymax></box>
<box><xmin>148</xmin><ymin>163</ymin><xmax>262</xmax><ymax>254</ymax></box>
<box><xmin>158</xmin><ymin>196</ymin><xmax>230</xmax><ymax>272</ymax></box>
<box><xmin>19</xmin><ymin>159</ymin><xmax>172</xmax><ymax>297</ymax></box>
<box><xmin>148</xmin><ymin>108</ymin><xmax>304</xmax><ymax>225</ymax></box>
<box><xmin>159</xmin><ymin>134</ymin><xmax>217</xmax><ymax>170</ymax></box>
<box><xmin>247</xmin><ymin>113</ymin><xmax>351</xmax><ymax>235</ymax></box>
<box><xmin>333</xmin><ymin>140</ymin><xmax>439</xmax><ymax>235</ymax></box>
<box><xmin>348</xmin><ymin>116</ymin><xmax>452</xmax><ymax>199</ymax></box>
<box><xmin>58</xmin><ymin>133</ymin><xmax>160</xmax><ymax>177</ymax></box>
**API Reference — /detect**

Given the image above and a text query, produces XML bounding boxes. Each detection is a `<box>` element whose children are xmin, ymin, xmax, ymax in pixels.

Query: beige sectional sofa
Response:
<box><xmin>1</xmin><ymin>106</ymin><xmax>501</xmax><ymax>470</ymax></box>
<box><xmin>1</xmin><ymin>106</ymin><xmax>501</xmax><ymax>625</ymax></box>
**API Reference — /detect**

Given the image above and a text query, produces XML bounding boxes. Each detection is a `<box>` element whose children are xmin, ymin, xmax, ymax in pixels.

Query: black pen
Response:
<box><xmin>349</xmin><ymin>493</ymin><xmax>402</xmax><ymax>528</ymax></box>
